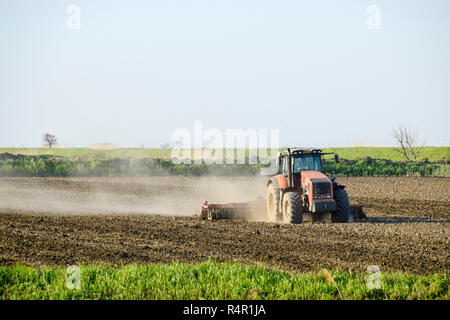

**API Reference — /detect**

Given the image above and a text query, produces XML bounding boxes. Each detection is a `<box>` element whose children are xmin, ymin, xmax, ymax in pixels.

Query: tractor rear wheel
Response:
<box><xmin>266</xmin><ymin>183</ymin><xmax>280</xmax><ymax>222</ymax></box>
<box><xmin>282</xmin><ymin>192</ymin><xmax>303</xmax><ymax>224</ymax></box>
<box><xmin>332</xmin><ymin>188</ymin><xmax>350</xmax><ymax>223</ymax></box>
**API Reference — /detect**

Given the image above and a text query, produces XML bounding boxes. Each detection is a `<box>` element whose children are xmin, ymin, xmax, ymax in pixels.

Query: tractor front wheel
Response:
<box><xmin>332</xmin><ymin>188</ymin><xmax>350</xmax><ymax>223</ymax></box>
<box><xmin>282</xmin><ymin>192</ymin><xmax>303</xmax><ymax>224</ymax></box>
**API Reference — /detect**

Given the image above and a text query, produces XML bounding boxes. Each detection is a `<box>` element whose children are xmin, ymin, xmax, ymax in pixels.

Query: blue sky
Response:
<box><xmin>0</xmin><ymin>0</ymin><xmax>449</xmax><ymax>147</ymax></box>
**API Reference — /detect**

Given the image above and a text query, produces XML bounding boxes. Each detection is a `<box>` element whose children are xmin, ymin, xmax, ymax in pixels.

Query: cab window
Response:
<box><xmin>282</xmin><ymin>157</ymin><xmax>288</xmax><ymax>175</ymax></box>
<box><xmin>293</xmin><ymin>155</ymin><xmax>322</xmax><ymax>172</ymax></box>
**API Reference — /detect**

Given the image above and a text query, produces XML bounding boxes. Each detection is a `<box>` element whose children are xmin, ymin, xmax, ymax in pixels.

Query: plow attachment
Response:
<box><xmin>349</xmin><ymin>204</ymin><xmax>367</xmax><ymax>221</ymax></box>
<box><xmin>199</xmin><ymin>199</ymin><xmax>265</xmax><ymax>221</ymax></box>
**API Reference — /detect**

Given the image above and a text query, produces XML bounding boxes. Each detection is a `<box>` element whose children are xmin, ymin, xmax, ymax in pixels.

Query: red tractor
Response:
<box><xmin>266</xmin><ymin>149</ymin><xmax>350</xmax><ymax>223</ymax></box>
<box><xmin>199</xmin><ymin>148</ymin><xmax>365</xmax><ymax>223</ymax></box>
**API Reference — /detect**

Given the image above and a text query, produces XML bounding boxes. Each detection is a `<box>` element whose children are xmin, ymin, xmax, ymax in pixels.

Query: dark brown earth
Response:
<box><xmin>0</xmin><ymin>177</ymin><xmax>449</xmax><ymax>274</ymax></box>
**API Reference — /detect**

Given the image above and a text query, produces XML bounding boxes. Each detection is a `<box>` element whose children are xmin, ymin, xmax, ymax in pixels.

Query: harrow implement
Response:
<box><xmin>199</xmin><ymin>200</ymin><xmax>265</xmax><ymax>221</ymax></box>
<box><xmin>199</xmin><ymin>200</ymin><xmax>367</xmax><ymax>222</ymax></box>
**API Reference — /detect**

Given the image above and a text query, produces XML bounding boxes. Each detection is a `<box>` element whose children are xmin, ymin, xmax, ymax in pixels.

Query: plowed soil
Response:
<box><xmin>0</xmin><ymin>177</ymin><xmax>448</xmax><ymax>274</ymax></box>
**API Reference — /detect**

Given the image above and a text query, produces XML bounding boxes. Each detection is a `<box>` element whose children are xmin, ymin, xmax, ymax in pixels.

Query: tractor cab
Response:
<box><xmin>278</xmin><ymin>149</ymin><xmax>326</xmax><ymax>187</ymax></box>
<box><xmin>282</xmin><ymin>149</ymin><xmax>324</xmax><ymax>174</ymax></box>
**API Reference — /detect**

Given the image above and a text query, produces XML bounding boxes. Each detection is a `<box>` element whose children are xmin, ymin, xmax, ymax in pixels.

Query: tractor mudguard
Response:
<box><xmin>268</xmin><ymin>175</ymin><xmax>288</xmax><ymax>189</ymax></box>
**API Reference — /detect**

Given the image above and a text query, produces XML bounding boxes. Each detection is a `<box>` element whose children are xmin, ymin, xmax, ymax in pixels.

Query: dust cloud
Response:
<box><xmin>0</xmin><ymin>176</ymin><xmax>268</xmax><ymax>217</ymax></box>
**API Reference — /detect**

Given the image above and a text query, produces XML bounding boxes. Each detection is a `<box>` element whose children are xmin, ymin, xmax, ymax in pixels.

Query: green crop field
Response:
<box><xmin>0</xmin><ymin>261</ymin><xmax>448</xmax><ymax>300</ymax></box>
<box><xmin>320</xmin><ymin>147</ymin><xmax>449</xmax><ymax>162</ymax></box>
<box><xmin>1</xmin><ymin>147</ymin><xmax>449</xmax><ymax>177</ymax></box>
<box><xmin>1</xmin><ymin>147</ymin><xmax>449</xmax><ymax>162</ymax></box>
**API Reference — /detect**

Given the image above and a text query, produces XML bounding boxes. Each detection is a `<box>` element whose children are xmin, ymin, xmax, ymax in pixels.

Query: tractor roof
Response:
<box><xmin>290</xmin><ymin>149</ymin><xmax>322</xmax><ymax>154</ymax></box>
<box><xmin>281</xmin><ymin>149</ymin><xmax>323</xmax><ymax>156</ymax></box>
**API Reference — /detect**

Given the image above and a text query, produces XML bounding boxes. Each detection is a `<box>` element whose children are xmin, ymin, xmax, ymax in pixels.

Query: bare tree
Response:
<box><xmin>392</xmin><ymin>125</ymin><xmax>423</xmax><ymax>161</ymax></box>
<box><xmin>43</xmin><ymin>133</ymin><xmax>57</xmax><ymax>148</ymax></box>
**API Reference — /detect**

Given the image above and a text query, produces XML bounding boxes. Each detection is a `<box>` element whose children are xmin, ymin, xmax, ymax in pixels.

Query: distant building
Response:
<box><xmin>90</xmin><ymin>143</ymin><xmax>117</xmax><ymax>150</ymax></box>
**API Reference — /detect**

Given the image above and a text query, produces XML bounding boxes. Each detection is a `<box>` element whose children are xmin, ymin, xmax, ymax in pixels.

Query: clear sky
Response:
<box><xmin>0</xmin><ymin>0</ymin><xmax>449</xmax><ymax>148</ymax></box>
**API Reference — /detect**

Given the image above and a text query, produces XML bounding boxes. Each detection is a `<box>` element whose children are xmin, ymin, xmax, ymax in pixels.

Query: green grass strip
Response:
<box><xmin>0</xmin><ymin>261</ymin><xmax>448</xmax><ymax>300</ymax></box>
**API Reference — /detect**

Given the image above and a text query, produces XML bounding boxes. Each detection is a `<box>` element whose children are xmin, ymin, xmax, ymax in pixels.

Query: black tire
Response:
<box><xmin>332</xmin><ymin>188</ymin><xmax>350</xmax><ymax>223</ymax></box>
<box><xmin>266</xmin><ymin>183</ymin><xmax>281</xmax><ymax>222</ymax></box>
<box><xmin>282</xmin><ymin>192</ymin><xmax>303</xmax><ymax>224</ymax></box>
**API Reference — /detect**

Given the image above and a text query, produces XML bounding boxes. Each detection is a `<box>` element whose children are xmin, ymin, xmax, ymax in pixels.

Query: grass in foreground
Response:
<box><xmin>0</xmin><ymin>261</ymin><xmax>448</xmax><ymax>300</ymax></box>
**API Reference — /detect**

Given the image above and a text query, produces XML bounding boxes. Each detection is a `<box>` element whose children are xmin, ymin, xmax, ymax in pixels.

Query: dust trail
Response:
<box><xmin>0</xmin><ymin>177</ymin><xmax>268</xmax><ymax>217</ymax></box>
